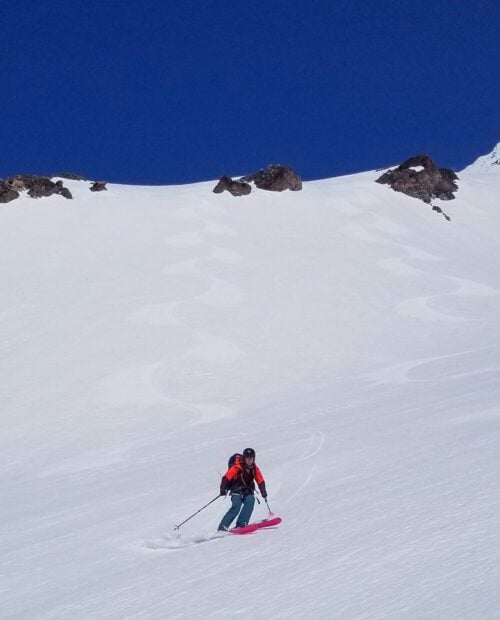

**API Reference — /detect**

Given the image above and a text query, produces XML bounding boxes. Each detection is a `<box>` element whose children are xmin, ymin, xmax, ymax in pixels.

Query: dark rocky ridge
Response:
<box><xmin>375</xmin><ymin>155</ymin><xmax>458</xmax><ymax>203</ymax></box>
<box><xmin>0</xmin><ymin>175</ymin><xmax>73</xmax><ymax>203</ymax></box>
<box><xmin>0</xmin><ymin>174</ymin><xmax>112</xmax><ymax>203</ymax></box>
<box><xmin>213</xmin><ymin>164</ymin><xmax>302</xmax><ymax>196</ymax></box>
<box><xmin>240</xmin><ymin>164</ymin><xmax>302</xmax><ymax>192</ymax></box>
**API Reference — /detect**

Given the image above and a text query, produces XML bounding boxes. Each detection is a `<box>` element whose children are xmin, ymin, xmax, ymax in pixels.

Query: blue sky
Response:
<box><xmin>1</xmin><ymin>0</ymin><xmax>499</xmax><ymax>184</ymax></box>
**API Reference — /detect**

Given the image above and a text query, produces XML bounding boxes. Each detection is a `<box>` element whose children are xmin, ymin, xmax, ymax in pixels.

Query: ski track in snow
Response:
<box><xmin>108</xmin><ymin>202</ymin><xmax>246</xmax><ymax>424</ymax></box>
<box><xmin>374</xmin><ymin>235</ymin><xmax>499</xmax><ymax>323</ymax></box>
<box><xmin>144</xmin><ymin>530</ymin><xmax>229</xmax><ymax>550</ymax></box>
<box><xmin>396</xmin><ymin>295</ymin><xmax>470</xmax><ymax>322</ymax></box>
<box><xmin>366</xmin><ymin>344</ymin><xmax>500</xmax><ymax>385</ymax></box>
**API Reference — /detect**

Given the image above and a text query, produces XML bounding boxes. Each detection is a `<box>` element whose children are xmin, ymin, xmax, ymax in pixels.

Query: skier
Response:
<box><xmin>218</xmin><ymin>448</ymin><xmax>267</xmax><ymax>531</ymax></box>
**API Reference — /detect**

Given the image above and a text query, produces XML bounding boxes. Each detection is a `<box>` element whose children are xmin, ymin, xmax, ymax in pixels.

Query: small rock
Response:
<box><xmin>432</xmin><ymin>204</ymin><xmax>451</xmax><ymax>221</ymax></box>
<box><xmin>90</xmin><ymin>181</ymin><xmax>108</xmax><ymax>192</ymax></box>
<box><xmin>213</xmin><ymin>176</ymin><xmax>252</xmax><ymax>197</ymax></box>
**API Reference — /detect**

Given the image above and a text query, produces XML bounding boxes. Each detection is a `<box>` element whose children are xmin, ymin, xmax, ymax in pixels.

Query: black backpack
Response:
<box><xmin>227</xmin><ymin>453</ymin><xmax>242</xmax><ymax>468</ymax></box>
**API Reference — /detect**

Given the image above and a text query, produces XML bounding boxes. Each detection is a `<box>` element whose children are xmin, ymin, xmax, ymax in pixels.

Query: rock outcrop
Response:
<box><xmin>0</xmin><ymin>180</ymin><xmax>19</xmax><ymax>203</ymax></box>
<box><xmin>213</xmin><ymin>164</ymin><xmax>302</xmax><ymax>197</ymax></box>
<box><xmin>213</xmin><ymin>176</ymin><xmax>252</xmax><ymax>196</ymax></box>
<box><xmin>375</xmin><ymin>155</ymin><xmax>458</xmax><ymax>203</ymax></box>
<box><xmin>27</xmin><ymin>177</ymin><xmax>73</xmax><ymax>199</ymax></box>
<box><xmin>240</xmin><ymin>164</ymin><xmax>302</xmax><ymax>192</ymax></box>
<box><xmin>90</xmin><ymin>181</ymin><xmax>108</xmax><ymax>192</ymax></box>
<box><xmin>0</xmin><ymin>175</ymin><xmax>73</xmax><ymax>202</ymax></box>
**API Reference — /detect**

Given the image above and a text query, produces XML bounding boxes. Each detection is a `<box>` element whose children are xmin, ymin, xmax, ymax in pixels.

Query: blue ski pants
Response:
<box><xmin>218</xmin><ymin>494</ymin><xmax>255</xmax><ymax>530</ymax></box>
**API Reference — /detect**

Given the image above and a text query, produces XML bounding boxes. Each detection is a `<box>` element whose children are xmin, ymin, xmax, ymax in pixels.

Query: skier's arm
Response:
<box><xmin>220</xmin><ymin>476</ymin><xmax>229</xmax><ymax>495</ymax></box>
<box><xmin>255</xmin><ymin>466</ymin><xmax>267</xmax><ymax>498</ymax></box>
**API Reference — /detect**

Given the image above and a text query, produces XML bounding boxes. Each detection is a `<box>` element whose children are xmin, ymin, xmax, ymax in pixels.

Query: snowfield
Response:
<box><xmin>1</xmin><ymin>159</ymin><xmax>500</xmax><ymax>619</ymax></box>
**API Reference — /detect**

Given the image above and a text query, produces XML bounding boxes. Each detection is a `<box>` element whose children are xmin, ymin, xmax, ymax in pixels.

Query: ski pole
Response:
<box><xmin>265</xmin><ymin>498</ymin><xmax>273</xmax><ymax>515</ymax></box>
<box><xmin>174</xmin><ymin>495</ymin><xmax>221</xmax><ymax>530</ymax></box>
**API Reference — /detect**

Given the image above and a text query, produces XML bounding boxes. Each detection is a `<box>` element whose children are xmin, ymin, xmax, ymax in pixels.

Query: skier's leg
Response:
<box><xmin>218</xmin><ymin>494</ymin><xmax>243</xmax><ymax>531</ymax></box>
<box><xmin>236</xmin><ymin>494</ymin><xmax>255</xmax><ymax>527</ymax></box>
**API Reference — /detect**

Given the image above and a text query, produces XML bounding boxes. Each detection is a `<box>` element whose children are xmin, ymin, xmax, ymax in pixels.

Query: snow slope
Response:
<box><xmin>1</xmin><ymin>159</ymin><xmax>500</xmax><ymax>619</ymax></box>
<box><xmin>462</xmin><ymin>142</ymin><xmax>500</xmax><ymax>174</ymax></box>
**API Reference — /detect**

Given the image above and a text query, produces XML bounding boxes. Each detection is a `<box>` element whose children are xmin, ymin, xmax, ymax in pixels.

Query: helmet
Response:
<box><xmin>243</xmin><ymin>448</ymin><xmax>255</xmax><ymax>459</ymax></box>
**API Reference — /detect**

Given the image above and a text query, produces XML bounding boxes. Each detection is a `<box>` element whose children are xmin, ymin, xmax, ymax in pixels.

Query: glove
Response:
<box><xmin>220</xmin><ymin>488</ymin><xmax>227</xmax><ymax>496</ymax></box>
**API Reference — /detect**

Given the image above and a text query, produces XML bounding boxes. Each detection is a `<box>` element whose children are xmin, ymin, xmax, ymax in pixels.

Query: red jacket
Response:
<box><xmin>220</xmin><ymin>460</ymin><xmax>267</xmax><ymax>497</ymax></box>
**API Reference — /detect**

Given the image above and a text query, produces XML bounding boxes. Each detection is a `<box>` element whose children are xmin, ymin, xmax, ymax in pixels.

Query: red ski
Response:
<box><xmin>230</xmin><ymin>524</ymin><xmax>259</xmax><ymax>535</ymax></box>
<box><xmin>252</xmin><ymin>516</ymin><xmax>282</xmax><ymax>530</ymax></box>
<box><xmin>230</xmin><ymin>516</ymin><xmax>282</xmax><ymax>535</ymax></box>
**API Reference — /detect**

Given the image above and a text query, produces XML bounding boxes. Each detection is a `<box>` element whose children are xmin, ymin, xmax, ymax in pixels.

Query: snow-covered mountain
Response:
<box><xmin>461</xmin><ymin>142</ymin><xmax>500</xmax><ymax>173</ymax></box>
<box><xmin>1</xmin><ymin>156</ymin><xmax>500</xmax><ymax>619</ymax></box>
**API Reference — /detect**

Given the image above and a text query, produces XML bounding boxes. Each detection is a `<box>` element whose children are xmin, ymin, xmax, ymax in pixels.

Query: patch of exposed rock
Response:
<box><xmin>0</xmin><ymin>180</ymin><xmax>19</xmax><ymax>204</ymax></box>
<box><xmin>240</xmin><ymin>164</ymin><xmax>302</xmax><ymax>192</ymax></box>
<box><xmin>213</xmin><ymin>164</ymin><xmax>302</xmax><ymax>197</ymax></box>
<box><xmin>90</xmin><ymin>181</ymin><xmax>108</xmax><ymax>192</ymax></box>
<box><xmin>0</xmin><ymin>175</ymin><xmax>73</xmax><ymax>203</ymax></box>
<box><xmin>28</xmin><ymin>177</ymin><xmax>72</xmax><ymax>200</ymax></box>
<box><xmin>375</xmin><ymin>155</ymin><xmax>458</xmax><ymax>203</ymax></box>
<box><xmin>213</xmin><ymin>176</ymin><xmax>251</xmax><ymax>196</ymax></box>
<box><xmin>432</xmin><ymin>205</ymin><xmax>451</xmax><ymax>221</ymax></box>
